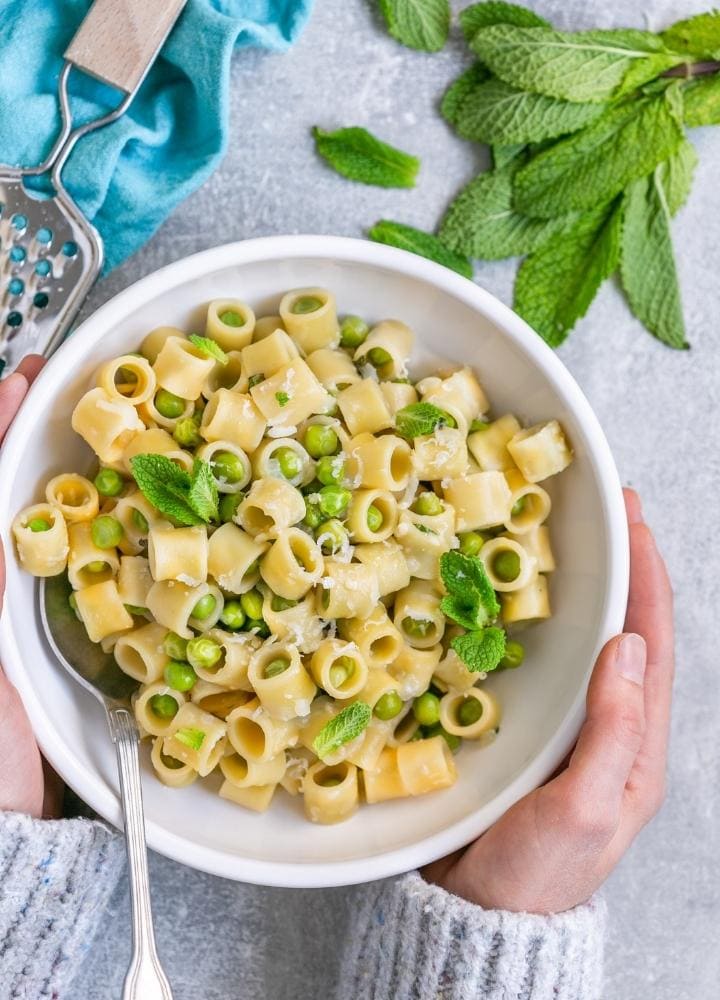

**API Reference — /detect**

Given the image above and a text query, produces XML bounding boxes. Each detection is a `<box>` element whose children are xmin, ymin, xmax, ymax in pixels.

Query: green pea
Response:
<box><xmin>303</xmin><ymin>500</ymin><xmax>323</xmax><ymax>530</ymax></box>
<box><xmin>131</xmin><ymin>508</ymin><xmax>149</xmax><ymax>534</ymax></box>
<box><xmin>28</xmin><ymin>517</ymin><xmax>51</xmax><ymax>532</ymax></box>
<box><xmin>91</xmin><ymin>515</ymin><xmax>124</xmax><ymax>549</ymax></box>
<box><xmin>219</xmin><ymin>492</ymin><xmax>243</xmax><ymax>523</ymax></box>
<box><xmin>124</xmin><ymin>605</ymin><xmax>147</xmax><ymax>616</ymax></box>
<box><xmin>220</xmin><ymin>600</ymin><xmax>246</xmax><ymax>630</ymax></box>
<box><xmin>271</xmin><ymin>595</ymin><xmax>297</xmax><ymax>612</ymax></box>
<box><xmin>458</xmin><ymin>531</ymin><xmax>486</xmax><ymax>557</ymax></box>
<box><xmin>424</xmin><ymin>724</ymin><xmax>462</xmax><ymax>753</ymax></box>
<box><xmin>410</xmin><ymin>492</ymin><xmax>444</xmax><ymax>516</ymax></box>
<box><xmin>173</xmin><ymin>416</ymin><xmax>202</xmax><ymax>448</ymax></box>
<box><xmin>374</xmin><ymin>690</ymin><xmax>403</xmax><ymax>720</ymax></box>
<box><xmin>511</xmin><ymin>496</ymin><xmax>527</xmax><ymax>517</ymax></box>
<box><xmin>248</xmin><ymin>373</ymin><xmax>264</xmax><ymax>389</ymax></box>
<box><xmin>316</xmin><ymin>455</ymin><xmax>345</xmax><ymax>486</ymax></box>
<box><xmin>304</xmin><ymin>424</ymin><xmax>339</xmax><ymax>458</ymax></box>
<box><xmin>500</xmin><ymin>639</ymin><xmax>525</xmax><ymax>670</ymax></box>
<box><xmin>413</xmin><ymin>692</ymin><xmax>441</xmax><ymax>727</ymax></box>
<box><xmin>493</xmin><ymin>550</ymin><xmax>521</xmax><ymax>583</ymax></box>
<box><xmin>163</xmin><ymin>632</ymin><xmax>189</xmax><ymax>661</ymax></box>
<box><xmin>264</xmin><ymin>657</ymin><xmax>290</xmax><ymax>679</ymax></box>
<box><xmin>240</xmin><ymin>589</ymin><xmax>264</xmax><ymax>621</ymax></box>
<box><xmin>291</xmin><ymin>295</ymin><xmax>324</xmax><ymax>315</ymax></box>
<box><xmin>160</xmin><ymin>751</ymin><xmax>185</xmax><ymax>770</ymax></box>
<box><xmin>366</xmin><ymin>504</ymin><xmax>384</xmax><ymax>532</ymax></box>
<box><xmin>339</xmin><ymin>315</ymin><xmax>369</xmax><ymax>349</ymax></box>
<box><xmin>247</xmin><ymin>618</ymin><xmax>270</xmax><ymax>638</ymax></box>
<box><xmin>186</xmin><ymin>637</ymin><xmax>222</xmax><ymax>671</ymax></box>
<box><xmin>94</xmin><ymin>467</ymin><xmax>124</xmax><ymax>497</ymax></box>
<box><xmin>274</xmin><ymin>446</ymin><xmax>301</xmax><ymax>480</ymax></box>
<box><xmin>85</xmin><ymin>560</ymin><xmax>108</xmax><ymax>574</ymax></box>
<box><xmin>318</xmin><ymin>485</ymin><xmax>350</xmax><ymax>518</ymax></box>
<box><xmin>329</xmin><ymin>656</ymin><xmax>355</xmax><ymax>689</ymax></box>
<box><xmin>392</xmin><ymin>377</ymin><xmax>411</xmax><ymax>384</ymax></box>
<box><xmin>458</xmin><ymin>698</ymin><xmax>483</xmax><ymax>727</ymax></box>
<box><xmin>320</xmin><ymin>775</ymin><xmax>343</xmax><ymax>787</ymax></box>
<box><xmin>469</xmin><ymin>419</ymin><xmax>489</xmax><ymax>433</ymax></box>
<box><xmin>402</xmin><ymin>616</ymin><xmax>433</xmax><ymax>639</ymax></box>
<box><xmin>211</xmin><ymin>450</ymin><xmax>245</xmax><ymax>485</ymax></box>
<box><xmin>219</xmin><ymin>309</ymin><xmax>245</xmax><ymax>327</ymax></box>
<box><xmin>149</xmin><ymin>694</ymin><xmax>179</xmax><ymax>720</ymax></box>
<box><xmin>164</xmin><ymin>660</ymin><xmax>198</xmax><ymax>692</ymax></box>
<box><xmin>191</xmin><ymin>594</ymin><xmax>217</xmax><ymax>620</ymax></box>
<box><xmin>155</xmin><ymin>389</ymin><xmax>186</xmax><ymax>419</ymax></box>
<box><xmin>365</xmin><ymin>347</ymin><xmax>391</xmax><ymax>368</ymax></box>
<box><xmin>317</xmin><ymin>518</ymin><xmax>347</xmax><ymax>554</ymax></box>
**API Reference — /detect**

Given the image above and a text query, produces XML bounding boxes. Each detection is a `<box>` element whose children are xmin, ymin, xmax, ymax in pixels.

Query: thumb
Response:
<box><xmin>564</xmin><ymin>633</ymin><xmax>647</xmax><ymax>813</ymax></box>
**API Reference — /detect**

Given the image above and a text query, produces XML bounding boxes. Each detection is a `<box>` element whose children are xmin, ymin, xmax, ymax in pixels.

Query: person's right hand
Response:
<box><xmin>0</xmin><ymin>356</ymin><xmax>62</xmax><ymax>819</ymax></box>
<box><xmin>424</xmin><ymin>489</ymin><xmax>674</xmax><ymax>914</ymax></box>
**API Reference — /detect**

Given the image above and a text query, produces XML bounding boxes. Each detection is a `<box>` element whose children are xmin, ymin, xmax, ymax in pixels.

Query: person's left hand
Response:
<box><xmin>0</xmin><ymin>356</ymin><xmax>62</xmax><ymax>819</ymax></box>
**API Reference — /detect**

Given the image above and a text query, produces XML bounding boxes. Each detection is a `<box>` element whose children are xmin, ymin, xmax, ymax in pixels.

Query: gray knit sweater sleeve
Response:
<box><xmin>338</xmin><ymin>872</ymin><xmax>606</xmax><ymax>1000</ymax></box>
<box><xmin>0</xmin><ymin>811</ymin><xmax>125</xmax><ymax>999</ymax></box>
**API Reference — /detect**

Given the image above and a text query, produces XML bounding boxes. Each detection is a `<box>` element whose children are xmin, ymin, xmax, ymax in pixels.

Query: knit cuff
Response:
<box><xmin>0</xmin><ymin>811</ymin><xmax>124</xmax><ymax>999</ymax></box>
<box><xmin>340</xmin><ymin>872</ymin><xmax>606</xmax><ymax>1000</ymax></box>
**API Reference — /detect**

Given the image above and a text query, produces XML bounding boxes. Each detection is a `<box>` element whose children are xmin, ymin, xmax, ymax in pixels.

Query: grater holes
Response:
<box><xmin>11</xmin><ymin>214</ymin><xmax>28</xmax><ymax>232</ymax></box>
<box><xmin>8</xmin><ymin>278</ymin><xmax>24</xmax><ymax>296</ymax></box>
<box><xmin>62</xmin><ymin>240</ymin><xmax>78</xmax><ymax>258</ymax></box>
<box><xmin>34</xmin><ymin>259</ymin><xmax>52</xmax><ymax>278</ymax></box>
<box><xmin>35</xmin><ymin>227</ymin><xmax>53</xmax><ymax>246</ymax></box>
<box><xmin>33</xmin><ymin>292</ymin><xmax>49</xmax><ymax>309</ymax></box>
<box><xmin>9</xmin><ymin>246</ymin><xmax>26</xmax><ymax>263</ymax></box>
<box><xmin>6</xmin><ymin>310</ymin><xmax>22</xmax><ymax>328</ymax></box>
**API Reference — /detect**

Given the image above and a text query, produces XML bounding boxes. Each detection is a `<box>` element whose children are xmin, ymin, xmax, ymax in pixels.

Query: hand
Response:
<box><xmin>0</xmin><ymin>357</ymin><xmax>62</xmax><ymax>819</ymax></box>
<box><xmin>423</xmin><ymin>489</ymin><xmax>673</xmax><ymax>914</ymax></box>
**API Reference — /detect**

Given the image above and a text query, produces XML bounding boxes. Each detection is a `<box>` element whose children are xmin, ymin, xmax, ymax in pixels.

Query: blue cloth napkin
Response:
<box><xmin>0</xmin><ymin>0</ymin><xmax>312</xmax><ymax>271</ymax></box>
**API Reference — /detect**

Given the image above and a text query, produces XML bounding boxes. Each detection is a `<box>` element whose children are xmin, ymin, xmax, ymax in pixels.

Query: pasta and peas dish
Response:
<box><xmin>12</xmin><ymin>287</ymin><xmax>573</xmax><ymax>825</ymax></box>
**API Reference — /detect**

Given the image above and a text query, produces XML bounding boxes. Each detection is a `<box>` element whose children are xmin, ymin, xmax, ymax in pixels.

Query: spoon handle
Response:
<box><xmin>108</xmin><ymin>706</ymin><xmax>174</xmax><ymax>1000</ymax></box>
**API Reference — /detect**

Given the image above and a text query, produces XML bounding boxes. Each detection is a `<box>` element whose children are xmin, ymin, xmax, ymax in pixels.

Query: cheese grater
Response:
<box><xmin>0</xmin><ymin>0</ymin><xmax>187</xmax><ymax>377</ymax></box>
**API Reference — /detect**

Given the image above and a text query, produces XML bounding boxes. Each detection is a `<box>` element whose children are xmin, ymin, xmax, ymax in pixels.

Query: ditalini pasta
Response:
<box><xmin>14</xmin><ymin>287</ymin><xmax>573</xmax><ymax>824</ymax></box>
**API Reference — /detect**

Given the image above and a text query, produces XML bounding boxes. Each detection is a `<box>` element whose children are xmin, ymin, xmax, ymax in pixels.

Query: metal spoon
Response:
<box><xmin>40</xmin><ymin>572</ymin><xmax>173</xmax><ymax>1000</ymax></box>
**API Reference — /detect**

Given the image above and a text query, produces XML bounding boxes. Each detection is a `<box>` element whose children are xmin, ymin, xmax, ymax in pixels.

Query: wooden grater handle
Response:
<box><xmin>65</xmin><ymin>0</ymin><xmax>187</xmax><ymax>95</ymax></box>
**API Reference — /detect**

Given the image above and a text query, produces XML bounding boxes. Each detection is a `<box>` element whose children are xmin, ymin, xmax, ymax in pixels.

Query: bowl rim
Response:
<box><xmin>0</xmin><ymin>234</ymin><xmax>629</xmax><ymax>887</ymax></box>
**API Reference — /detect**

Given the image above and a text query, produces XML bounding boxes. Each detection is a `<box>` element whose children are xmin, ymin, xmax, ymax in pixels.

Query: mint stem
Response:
<box><xmin>663</xmin><ymin>60</ymin><xmax>720</xmax><ymax>79</ymax></box>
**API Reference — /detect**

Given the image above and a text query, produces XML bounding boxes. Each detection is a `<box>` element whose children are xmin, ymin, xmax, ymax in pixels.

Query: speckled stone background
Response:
<box><xmin>69</xmin><ymin>1</ymin><xmax>718</xmax><ymax>997</ymax></box>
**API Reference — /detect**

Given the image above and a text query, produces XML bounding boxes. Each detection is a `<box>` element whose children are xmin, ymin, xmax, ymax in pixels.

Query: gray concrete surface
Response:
<box><xmin>72</xmin><ymin>1</ymin><xmax>718</xmax><ymax>996</ymax></box>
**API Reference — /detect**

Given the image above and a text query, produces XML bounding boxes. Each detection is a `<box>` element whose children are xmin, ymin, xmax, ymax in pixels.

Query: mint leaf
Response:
<box><xmin>378</xmin><ymin>0</ymin><xmax>450</xmax><ymax>52</ymax></box>
<box><xmin>440</xmin><ymin>592</ymin><xmax>482</xmax><ymax>630</ymax></box>
<box><xmin>440</xmin><ymin>550</ymin><xmax>500</xmax><ymax>622</ymax></box>
<box><xmin>313</xmin><ymin>702</ymin><xmax>372</xmax><ymax>759</ymax></box>
<box><xmin>188</xmin><ymin>335</ymin><xmax>228</xmax><ymax>365</ymax></box>
<box><xmin>493</xmin><ymin>143</ymin><xmax>526</xmax><ymax>168</ymax></box>
<box><xmin>470</xmin><ymin>26</ymin><xmax>683</xmax><ymax>103</ymax></box>
<box><xmin>514</xmin><ymin>203</ymin><xmax>623</xmax><ymax>347</ymax></box>
<box><xmin>662</xmin><ymin>11</ymin><xmax>720</xmax><ymax>59</ymax></box>
<box><xmin>656</xmin><ymin>138</ymin><xmax>698</xmax><ymax>215</ymax></box>
<box><xmin>188</xmin><ymin>459</ymin><xmax>219</xmax><ymax>523</ymax></box>
<box><xmin>684</xmin><ymin>74</ymin><xmax>720</xmax><ymax>126</ymax></box>
<box><xmin>312</xmin><ymin>126</ymin><xmax>419</xmax><ymax>188</ymax></box>
<box><xmin>453</xmin><ymin>77</ymin><xmax>606</xmax><ymax>145</ymax></box>
<box><xmin>441</xmin><ymin>63</ymin><xmax>489</xmax><ymax>127</ymax></box>
<box><xmin>513</xmin><ymin>92</ymin><xmax>684</xmax><ymax>219</ymax></box>
<box><xmin>130</xmin><ymin>454</ymin><xmax>203</xmax><ymax>527</ymax></box>
<box><xmin>460</xmin><ymin>1</ymin><xmax>549</xmax><ymax>41</ymax></box>
<box><xmin>440</xmin><ymin>165</ymin><xmax>579</xmax><ymax>260</ymax></box>
<box><xmin>174</xmin><ymin>727</ymin><xmax>206</xmax><ymax>751</ymax></box>
<box><xmin>368</xmin><ymin>220</ymin><xmax>472</xmax><ymax>278</ymax></box>
<box><xmin>620</xmin><ymin>169</ymin><xmax>688</xmax><ymax>350</ymax></box>
<box><xmin>395</xmin><ymin>401</ymin><xmax>454</xmax><ymax>438</ymax></box>
<box><xmin>451</xmin><ymin>627</ymin><xmax>507</xmax><ymax>673</ymax></box>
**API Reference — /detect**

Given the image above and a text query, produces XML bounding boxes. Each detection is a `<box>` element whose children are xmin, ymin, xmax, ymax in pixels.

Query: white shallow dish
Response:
<box><xmin>0</xmin><ymin>236</ymin><xmax>628</xmax><ymax>887</ymax></box>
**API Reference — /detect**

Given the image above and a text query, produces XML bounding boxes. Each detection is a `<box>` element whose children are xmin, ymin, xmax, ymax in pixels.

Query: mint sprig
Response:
<box><xmin>313</xmin><ymin>702</ymin><xmax>372</xmax><ymax>759</ymax></box>
<box><xmin>439</xmin><ymin>551</ymin><xmax>506</xmax><ymax>673</ymax></box>
<box><xmin>368</xmin><ymin>220</ymin><xmax>472</xmax><ymax>278</ymax></box>
<box><xmin>189</xmin><ymin>335</ymin><xmax>228</xmax><ymax>365</ymax></box>
<box><xmin>379</xmin><ymin>0</ymin><xmax>451</xmax><ymax>53</ymax></box>
<box><xmin>130</xmin><ymin>454</ymin><xmax>218</xmax><ymax>526</ymax></box>
<box><xmin>312</xmin><ymin>126</ymin><xmax>419</xmax><ymax>188</ymax></box>
<box><xmin>451</xmin><ymin>627</ymin><xmax>507</xmax><ymax>673</ymax></box>
<box><xmin>460</xmin><ymin>1</ymin><xmax>549</xmax><ymax>40</ymax></box>
<box><xmin>395</xmin><ymin>401</ymin><xmax>454</xmax><ymax>438</ymax></box>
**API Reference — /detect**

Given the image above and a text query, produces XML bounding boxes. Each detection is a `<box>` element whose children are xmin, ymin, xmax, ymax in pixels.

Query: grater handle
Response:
<box><xmin>65</xmin><ymin>0</ymin><xmax>187</xmax><ymax>96</ymax></box>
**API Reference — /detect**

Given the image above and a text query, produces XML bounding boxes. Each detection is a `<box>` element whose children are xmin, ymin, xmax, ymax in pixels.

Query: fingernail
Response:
<box><xmin>615</xmin><ymin>633</ymin><xmax>647</xmax><ymax>685</ymax></box>
<box><xmin>625</xmin><ymin>490</ymin><xmax>644</xmax><ymax>525</ymax></box>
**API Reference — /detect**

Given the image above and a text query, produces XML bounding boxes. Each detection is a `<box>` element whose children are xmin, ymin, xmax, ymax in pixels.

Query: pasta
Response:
<box><xmin>14</xmin><ymin>285</ymin><xmax>573</xmax><ymax>824</ymax></box>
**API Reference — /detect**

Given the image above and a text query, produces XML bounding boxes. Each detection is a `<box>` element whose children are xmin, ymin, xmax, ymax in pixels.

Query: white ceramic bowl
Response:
<box><xmin>0</xmin><ymin>236</ymin><xmax>628</xmax><ymax>887</ymax></box>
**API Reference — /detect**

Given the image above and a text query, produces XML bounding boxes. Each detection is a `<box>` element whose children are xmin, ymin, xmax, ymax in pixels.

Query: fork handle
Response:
<box><xmin>108</xmin><ymin>706</ymin><xmax>174</xmax><ymax>1000</ymax></box>
<box><xmin>65</xmin><ymin>0</ymin><xmax>187</xmax><ymax>95</ymax></box>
